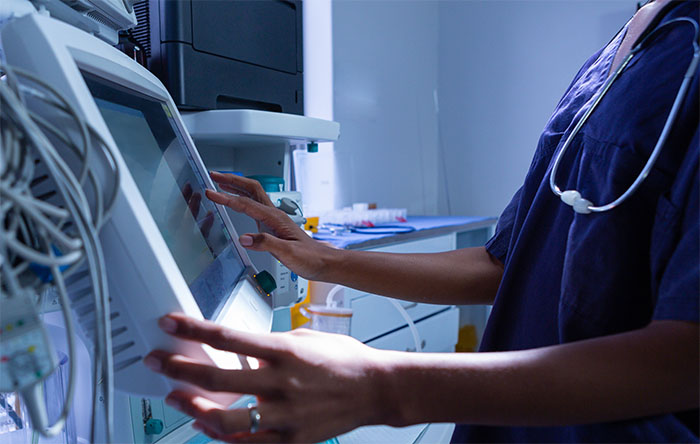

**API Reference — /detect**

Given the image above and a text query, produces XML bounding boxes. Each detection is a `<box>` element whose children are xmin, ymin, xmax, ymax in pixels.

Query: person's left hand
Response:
<box><xmin>144</xmin><ymin>313</ymin><xmax>388</xmax><ymax>443</ymax></box>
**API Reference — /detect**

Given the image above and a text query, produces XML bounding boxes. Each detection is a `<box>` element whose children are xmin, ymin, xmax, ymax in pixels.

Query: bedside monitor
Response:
<box><xmin>83</xmin><ymin>73</ymin><xmax>244</xmax><ymax>320</ymax></box>
<box><xmin>2</xmin><ymin>13</ymin><xmax>274</xmax><ymax>397</ymax></box>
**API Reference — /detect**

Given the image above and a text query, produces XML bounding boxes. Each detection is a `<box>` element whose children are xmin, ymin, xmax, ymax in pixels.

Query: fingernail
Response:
<box><xmin>143</xmin><ymin>356</ymin><xmax>162</xmax><ymax>372</ymax></box>
<box><xmin>158</xmin><ymin>316</ymin><xmax>178</xmax><ymax>334</ymax></box>
<box><xmin>165</xmin><ymin>397</ymin><xmax>181</xmax><ymax>410</ymax></box>
<box><xmin>240</xmin><ymin>235</ymin><xmax>253</xmax><ymax>246</ymax></box>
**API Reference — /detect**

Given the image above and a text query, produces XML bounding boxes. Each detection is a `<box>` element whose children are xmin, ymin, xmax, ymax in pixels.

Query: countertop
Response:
<box><xmin>313</xmin><ymin>216</ymin><xmax>497</xmax><ymax>250</ymax></box>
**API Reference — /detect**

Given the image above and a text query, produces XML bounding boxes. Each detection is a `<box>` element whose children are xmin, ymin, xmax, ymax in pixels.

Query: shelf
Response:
<box><xmin>182</xmin><ymin>109</ymin><xmax>340</xmax><ymax>146</ymax></box>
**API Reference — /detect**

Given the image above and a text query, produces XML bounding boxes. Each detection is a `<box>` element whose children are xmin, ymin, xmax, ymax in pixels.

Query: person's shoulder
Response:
<box><xmin>665</xmin><ymin>1</ymin><xmax>699</xmax><ymax>20</ymax></box>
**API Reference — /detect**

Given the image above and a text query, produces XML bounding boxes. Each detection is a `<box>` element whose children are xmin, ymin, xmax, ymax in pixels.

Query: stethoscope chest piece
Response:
<box><xmin>560</xmin><ymin>190</ymin><xmax>593</xmax><ymax>214</ymax></box>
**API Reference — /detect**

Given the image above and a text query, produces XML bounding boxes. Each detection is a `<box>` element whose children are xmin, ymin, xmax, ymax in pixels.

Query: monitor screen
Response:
<box><xmin>82</xmin><ymin>72</ymin><xmax>246</xmax><ymax>319</ymax></box>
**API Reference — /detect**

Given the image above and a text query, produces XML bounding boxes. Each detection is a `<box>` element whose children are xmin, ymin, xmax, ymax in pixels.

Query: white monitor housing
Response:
<box><xmin>30</xmin><ymin>0</ymin><xmax>136</xmax><ymax>45</ymax></box>
<box><xmin>2</xmin><ymin>13</ymin><xmax>274</xmax><ymax>398</ymax></box>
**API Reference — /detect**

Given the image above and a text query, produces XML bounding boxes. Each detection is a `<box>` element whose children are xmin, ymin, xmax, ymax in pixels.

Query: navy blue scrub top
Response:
<box><xmin>452</xmin><ymin>2</ymin><xmax>699</xmax><ymax>443</ymax></box>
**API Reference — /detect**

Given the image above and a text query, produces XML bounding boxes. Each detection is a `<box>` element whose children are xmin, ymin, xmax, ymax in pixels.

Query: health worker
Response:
<box><xmin>144</xmin><ymin>1</ymin><xmax>699</xmax><ymax>442</ymax></box>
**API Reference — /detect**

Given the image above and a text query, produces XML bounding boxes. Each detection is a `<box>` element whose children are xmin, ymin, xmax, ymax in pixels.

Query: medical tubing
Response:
<box><xmin>325</xmin><ymin>285</ymin><xmax>345</xmax><ymax>307</ymax></box>
<box><xmin>387</xmin><ymin>299</ymin><xmax>423</xmax><ymax>353</ymax></box>
<box><xmin>588</xmin><ymin>18</ymin><xmax>700</xmax><ymax>212</ymax></box>
<box><xmin>0</xmin><ymin>235</ymin><xmax>24</xmax><ymax>297</ymax></box>
<box><xmin>39</xmin><ymin>255</ymin><xmax>79</xmax><ymax>437</ymax></box>
<box><xmin>12</xmin><ymin>191</ymin><xmax>71</xmax><ymax>219</ymax></box>
<box><xmin>0</xmin><ymin>191</ymin><xmax>83</xmax><ymax>251</ymax></box>
<box><xmin>592</xmin><ymin>67</ymin><xmax>694</xmax><ymax>212</ymax></box>
<box><xmin>30</xmin><ymin>105</ymin><xmax>120</xmax><ymax>228</ymax></box>
<box><xmin>27</xmin><ymin>111</ymin><xmax>103</xmax><ymax>226</ymax></box>
<box><xmin>1</xmin><ymin>64</ymin><xmax>114</xmax><ymax>443</ymax></box>
<box><xmin>88</xmin><ymin>127</ymin><xmax>121</xmax><ymax>223</ymax></box>
<box><xmin>549</xmin><ymin>52</ymin><xmax>634</xmax><ymax>197</ymax></box>
<box><xmin>0</xmin><ymin>81</ymin><xmax>81</xmax><ymax>439</ymax></box>
<box><xmin>38</xmin><ymin>113</ymin><xmax>115</xmax><ymax>444</ymax></box>
<box><xmin>3</xmin><ymin>236</ymin><xmax>83</xmax><ymax>266</ymax></box>
<box><xmin>13</xmin><ymin>67</ymin><xmax>92</xmax><ymax>186</ymax></box>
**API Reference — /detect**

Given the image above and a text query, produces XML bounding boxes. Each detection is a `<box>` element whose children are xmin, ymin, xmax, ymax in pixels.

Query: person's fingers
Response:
<box><xmin>238</xmin><ymin>232</ymin><xmax>288</xmax><ymax>254</ymax></box>
<box><xmin>144</xmin><ymin>351</ymin><xmax>276</xmax><ymax>394</ymax></box>
<box><xmin>231</xmin><ymin>430</ymin><xmax>288</xmax><ymax>443</ymax></box>
<box><xmin>167</xmin><ymin>392</ymin><xmax>289</xmax><ymax>440</ymax></box>
<box><xmin>209</xmin><ymin>172</ymin><xmax>274</xmax><ymax>206</ymax></box>
<box><xmin>157</xmin><ymin>313</ymin><xmax>287</xmax><ymax>361</ymax></box>
<box><xmin>165</xmin><ymin>391</ymin><xmax>250</xmax><ymax>437</ymax></box>
<box><xmin>218</xmin><ymin>182</ymin><xmax>254</xmax><ymax>198</ymax></box>
<box><xmin>166</xmin><ymin>390</ymin><xmax>224</xmax><ymax>418</ymax></box>
<box><xmin>192</xmin><ymin>421</ymin><xmax>285</xmax><ymax>444</ymax></box>
<box><xmin>191</xmin><ymin>421</ymin><xmax>229</xmax><ymax>443</ymax></box>
<box><xmin>206</xmin><ymin>192</ymin><xmax>294</xmax><ymax>242</ymax></box>
<box><xmin>206</xmin><ymin>191</ymin><xmax>278</xmax><ymax>222</ymax></box>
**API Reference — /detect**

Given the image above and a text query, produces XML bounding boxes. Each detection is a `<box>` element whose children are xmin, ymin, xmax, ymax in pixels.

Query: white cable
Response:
<box><xmin>0</xmin><ymin>189</ymin><xmax>83</xmax><ymax>250</ymax></box>
<box><xmin>18</xmin><ymin>77</ymin><xmax>91</xmax><ymax>186</ymax></box>
<box><xmin>7</xmin><ymin>66</ymin><xmax>119</xmax><ymax>228</ymax></box>
<box><xmin>0</xmin><ymin>63</ymin><xmax>117</xmax><ymax>443</ymax></box>
<box><xmin>30</xmin><ymin>238</ymin><xmax>79</xmax><ymax>438</ymax></box>
<box><xmin>3</xmin><ymin>236</ymin><xmax>83</xmax><ymax>266</ymax></box>
<box><xmin>388</xmin><ymin>298</ymin><xmax>423</xmax><ymax>353</ymax></box>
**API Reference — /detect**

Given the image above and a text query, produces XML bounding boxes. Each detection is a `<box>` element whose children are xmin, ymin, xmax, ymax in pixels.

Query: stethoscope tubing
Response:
<box><xmin>550</xmin><ymin>17</ymin><xmax>700</xmax><ymax>214</ymax></box>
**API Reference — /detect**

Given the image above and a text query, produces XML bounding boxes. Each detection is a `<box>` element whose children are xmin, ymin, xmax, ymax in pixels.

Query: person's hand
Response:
<box><xmin>144</xmin><ymin>313</ymin><xmax>388</xmax><ymax>443</ymax></box>
<box><xmin>205</xmin><ymin>172</ymin><xmax>334</xmax><ymax>281</ymax></box>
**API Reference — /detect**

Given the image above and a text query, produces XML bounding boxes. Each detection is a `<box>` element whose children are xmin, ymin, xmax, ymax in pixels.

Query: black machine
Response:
<box><xmin>130</xmin><ymin>0</ymin><xmax>304</xmax><ymax>114</ymax></box>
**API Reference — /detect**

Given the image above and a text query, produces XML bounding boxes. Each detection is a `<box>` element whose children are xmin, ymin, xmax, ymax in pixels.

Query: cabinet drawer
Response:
<box><xmin>350</xmin><ymin>294</ymin><xmax>446</xmax><ymax>343</ymax></box>
<box><xmin>364</xmin><ymin>234</ymin><xmax>455</xmax><ymax>254</ymax></box>
<box><xmin>365</xmin><ymin>306</ymin><xmax>458</xmax><ymax>353</ymax></box>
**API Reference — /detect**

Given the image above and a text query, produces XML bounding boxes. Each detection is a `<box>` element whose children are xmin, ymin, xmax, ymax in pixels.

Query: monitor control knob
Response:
<box><xmin>254</xmin><ymin>271</ymin><xmax>277</xmax><ymax>295</ymax></box>
<box><xmin>144</xmin><ymin>418</ymin><xmax>164</xmax><ymax>435</ymax></box>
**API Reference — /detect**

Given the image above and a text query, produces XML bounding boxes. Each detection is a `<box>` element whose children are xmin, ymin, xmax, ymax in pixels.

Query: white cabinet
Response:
<box><xmin>365</xmin><ymin>307</ymin><xmax>459</xmax><ymax>353</ymax></box>
<box><xmin>349</xmin><ymin>234</ymin><xmax>459</xmax><ymax>351</ymax></box>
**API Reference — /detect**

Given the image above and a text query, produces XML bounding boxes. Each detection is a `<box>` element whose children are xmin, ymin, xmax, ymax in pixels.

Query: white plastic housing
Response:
<box><xmin>2</xmin><ymin>13</ymin><xmax>273</xmax><ymax>397</ymax></box>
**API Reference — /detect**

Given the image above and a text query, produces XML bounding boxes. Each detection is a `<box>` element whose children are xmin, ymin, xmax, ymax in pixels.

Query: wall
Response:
<box><xmin>331</xmin><ymin>0</ymin><xmax>636</xmax><ymax>218</ymax></box>
<box><xmin>301</xmin><ymin>0</ymin><xmax>337</xmax><ymax>215</ymax></box>
<box><xmin>437</xmin><ymin>0</ymin><xmax>636</xmax><ymax>217</ymax></box>
<box><xmin>332</xmin><ymin>0</ymin><xmax>440</xmax><ymax>215</ymax></box>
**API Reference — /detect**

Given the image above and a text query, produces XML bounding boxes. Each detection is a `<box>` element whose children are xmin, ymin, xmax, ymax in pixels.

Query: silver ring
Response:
<box><xmin>247</xmin><ymin>403</ymin><xmax>261</xmax><ymax>434</ymax></box>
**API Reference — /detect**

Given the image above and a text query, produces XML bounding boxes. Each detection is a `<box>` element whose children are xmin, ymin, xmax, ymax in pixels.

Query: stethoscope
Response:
<box><xmin>550</xmin><ymin>17</ymin><xmax>700</xmax><ymax>214</ymax></box>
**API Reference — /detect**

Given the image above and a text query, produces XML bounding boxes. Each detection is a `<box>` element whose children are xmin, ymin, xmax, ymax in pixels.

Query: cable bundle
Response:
<box><xmin>0</xmin><ymin>64</ymin><xmax>119</xmax><ymax>442</ymax></box>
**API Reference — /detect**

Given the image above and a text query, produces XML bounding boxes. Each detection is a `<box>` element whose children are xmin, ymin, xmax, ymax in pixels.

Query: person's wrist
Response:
<box><xmin>312</xmin><ymin>243</ymin><xmax>345</xmax><ymax>282</ymax></box>
<box><xmin>363</xmin><ymin>350</ymin><xmax>408</xmax><ymax>427</ymax></box>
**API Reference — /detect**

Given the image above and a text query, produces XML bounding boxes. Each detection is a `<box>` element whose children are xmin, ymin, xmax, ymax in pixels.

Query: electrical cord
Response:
<box><xmin>0</xmin><ymin>62</ymin><xmax>118</xmax><ymax>443</ymax></box>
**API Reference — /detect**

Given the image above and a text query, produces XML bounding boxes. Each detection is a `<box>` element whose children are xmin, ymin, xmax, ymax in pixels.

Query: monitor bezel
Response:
<box><xmin>72</xmin><ymin>57</ymin><xmax>268</xmax><ymax>324</ymax></box>
<box><xmin>73</xmin><ymin>53</ymin><xmax>257</xmax><ymax>280</ymax></box>
<box><xmin>81</xmin><ymin>70</ymin><xmax>249</xmax><ymax>321</ymax></box>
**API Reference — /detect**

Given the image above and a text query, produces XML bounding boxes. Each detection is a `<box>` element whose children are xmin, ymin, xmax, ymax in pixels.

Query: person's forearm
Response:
<box><xmin>370</xmin><ymin>320</ymin><xmax>699</xmax><ymax>427</ymax></box>
<box><xmin>315</xmin><ymin>246</ymin><xmax>503</xmax><ymax>305</ymax></box>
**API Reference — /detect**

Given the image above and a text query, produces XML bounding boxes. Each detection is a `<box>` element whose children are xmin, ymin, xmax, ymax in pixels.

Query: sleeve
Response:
<box><xmin>484</xmin><ymin>186</ymin><xmax>523</xmax><ymax>265</ymax></box>
<box><xmin>652</xmin><ymin>133</ymin><xmax>699</xmax><ymax>323</ymax></box>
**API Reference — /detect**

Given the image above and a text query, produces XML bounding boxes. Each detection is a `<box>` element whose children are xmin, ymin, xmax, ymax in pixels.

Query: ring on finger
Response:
<box><xmin>247</xmin><ymin>403</ymin><xmax>261</xmax><ymax>434</ymax></box>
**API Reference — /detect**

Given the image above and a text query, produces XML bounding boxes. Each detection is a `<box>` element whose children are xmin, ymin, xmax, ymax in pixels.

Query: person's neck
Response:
<box><xmin>609</xmin><ymin>0</ymin><xmax>675</xmax><ymax>76</ymax></box>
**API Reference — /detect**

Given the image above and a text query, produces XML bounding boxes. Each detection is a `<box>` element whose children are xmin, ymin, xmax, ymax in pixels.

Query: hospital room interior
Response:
<box><xmin>0</xmin><ymin>0</ymin><xmax>698</xmax><ymax>443</ymax></box>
